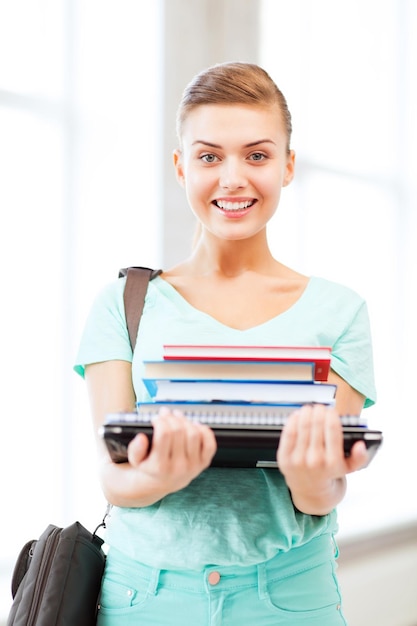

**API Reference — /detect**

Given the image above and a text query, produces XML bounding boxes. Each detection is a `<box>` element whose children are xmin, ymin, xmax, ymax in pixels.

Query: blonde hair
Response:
<box><xmin>176</xmin><ymin>62</ymin><xmax>292</xmax><ymax>152</ymax></box>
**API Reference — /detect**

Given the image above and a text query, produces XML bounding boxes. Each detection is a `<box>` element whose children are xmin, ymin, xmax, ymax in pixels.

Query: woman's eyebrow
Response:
<box><xmin>192</xmin><ymin>140</ymin><xmax>221</xmax><ymax>148</ymax></box>
<box><xmin>245</xmin><ymin>139</ymin><xmax>276</xmax><ymax>147</ymax></box>
<box><xmin>192</xmin><ymin>139</ymin><xmax>276</xmax><ymax>148</ymax></box>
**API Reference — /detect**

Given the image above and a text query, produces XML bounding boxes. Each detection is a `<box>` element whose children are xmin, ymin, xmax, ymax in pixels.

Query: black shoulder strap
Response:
<box><xmin>119</xmin><ymin>266</ymin><xmax>162</xmax><ymax>351</ymax></box>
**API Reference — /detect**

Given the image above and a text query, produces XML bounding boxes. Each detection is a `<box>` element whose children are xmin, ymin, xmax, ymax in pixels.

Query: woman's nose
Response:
<box><xmin>219</xmin><ymin>159</ymin><xmax>247</xmax><ymax>190</ymax></box>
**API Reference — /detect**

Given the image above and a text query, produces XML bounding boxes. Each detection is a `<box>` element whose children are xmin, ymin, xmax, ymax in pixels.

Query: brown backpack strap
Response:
<box><xmin>119</xmin><ymin>267</ymin><xmax>162</xmax><ymax>351</ymax></box>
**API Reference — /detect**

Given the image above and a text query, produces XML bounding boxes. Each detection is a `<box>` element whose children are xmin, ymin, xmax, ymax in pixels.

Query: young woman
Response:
<box><xmin>75</xmin><ymin>62</ymin><xmax>376</xmax><ymax>625</ymax></box>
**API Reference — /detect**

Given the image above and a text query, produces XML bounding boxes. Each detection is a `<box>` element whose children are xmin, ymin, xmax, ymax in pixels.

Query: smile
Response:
<box><xmin>214</xmin><ymin>200</ymin><xmax>255</xmax><ymax>211</ymax></box>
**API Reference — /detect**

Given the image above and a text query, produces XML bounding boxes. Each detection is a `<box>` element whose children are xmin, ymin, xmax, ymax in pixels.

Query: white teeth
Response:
<box><xmin>216</xmin><ymin>200</ymin><xmax>253</xmax><ymax>211</ymax></box>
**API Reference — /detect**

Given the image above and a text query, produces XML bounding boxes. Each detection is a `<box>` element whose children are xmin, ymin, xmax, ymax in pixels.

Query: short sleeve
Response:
<box><xmin>330</xmin><ymin>300</ymin><xmax>377</xmax><ymax>408</ymax></box>
<box><xmin>73</xmin><ymin>278</ymin><xmax>132</xmax><ymax>378</ymax></box>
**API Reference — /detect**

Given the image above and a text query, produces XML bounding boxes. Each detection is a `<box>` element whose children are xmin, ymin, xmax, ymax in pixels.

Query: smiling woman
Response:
<box><xmin>74</xmin><ymin>61</ymin><xmax>376</xmax><ymax>625</ymax></box>
<box><xmin>2</xmin><ymin>1</ymin><xmax>415</xmax><ymax>623</ymax></box>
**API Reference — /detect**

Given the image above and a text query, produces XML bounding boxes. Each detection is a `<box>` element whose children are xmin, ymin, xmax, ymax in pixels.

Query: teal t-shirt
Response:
<box><xmin>75</xmin><ymin>275</ymin><xmax>376</xmax><ymax>570</ymax></box>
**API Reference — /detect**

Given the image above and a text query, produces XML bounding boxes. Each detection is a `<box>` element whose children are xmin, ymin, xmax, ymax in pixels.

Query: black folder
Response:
<box><xmin>101</xmin><ymin>412</ymin><xmax>383</xmax><ymax>469</ymax></box>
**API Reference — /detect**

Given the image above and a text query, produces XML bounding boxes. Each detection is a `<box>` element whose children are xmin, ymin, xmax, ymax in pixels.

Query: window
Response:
<box><xmin>0</xmin><ymin>0</ymin><xmax>162</xmax><ymax>615</ymax></box>
<box><xmin>261</xmin><ymin>0</ymin><xmax>417</xmax><ymax>537</ymax></box>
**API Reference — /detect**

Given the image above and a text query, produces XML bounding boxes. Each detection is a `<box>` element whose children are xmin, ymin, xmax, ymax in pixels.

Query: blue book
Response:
<box><xmin>142</xmin><ymin>378</ymin><xmax>337</xmax><ymax>405</ymax></box>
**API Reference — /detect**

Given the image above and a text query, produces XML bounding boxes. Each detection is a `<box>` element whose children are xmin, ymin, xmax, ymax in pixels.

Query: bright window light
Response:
<box><xmin>261</xmin><ymin>0</ymin><xmax>417</xmax><ymax>537</ymax></box>
<box><xmin>0</xmin><ymin>1</ymin><xmax>162</xmax><ymax>617</ymax></box>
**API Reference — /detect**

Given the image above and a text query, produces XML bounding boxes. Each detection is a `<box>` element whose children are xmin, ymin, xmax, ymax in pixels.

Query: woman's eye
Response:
<box><xmin>249</xmin><ymin>152</ymin><xmax>266</xmax><ymax>161</ymax></box>
<box><xmin>201</xmin><ymin>154</ymin><xmax>218</xmax><ymax>163</ymax></box>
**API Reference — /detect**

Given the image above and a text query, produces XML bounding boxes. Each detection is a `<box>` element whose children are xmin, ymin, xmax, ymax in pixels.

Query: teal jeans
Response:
<box><xmin>97</xmin><ymin>534</ymin><xmax>347</xmax><ymax>625</ymax></box>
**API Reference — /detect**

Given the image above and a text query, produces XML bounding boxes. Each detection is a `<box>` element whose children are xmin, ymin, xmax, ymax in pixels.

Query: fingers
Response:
<box><xmin>277</xmin><ymin>405</ymin><xmax>369</xmax><ymax>514</ymax></box>
<box><xmin>127</xmin><ymin>432</ymin><xmax>150</xmax><ymax>466</ymax></box>
<box><xmin>151</xmin><ymin>407</ymin><xmax>217</xmax><ymax>470</ymax></box>
<box><xmin>126</xmin><ymin>407</ymin><xmax>217</xmax><ymax>476</ymax></box>
<box><xmin>278</xmin><ymin>404</ymin><xmax>344</xmax><ymax>470</ymax></box>
<box><xmin>152</xmin><ymin>408</ymin><xmax>214</xmax><ymax>456</ymax></box>
<box><xmin>346</xmin><ymin>439</ymin><xmax>369</xmax><ymax>472</ymax></box>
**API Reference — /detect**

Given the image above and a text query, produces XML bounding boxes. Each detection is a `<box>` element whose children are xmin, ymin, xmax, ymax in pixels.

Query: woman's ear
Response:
<box><xmin>173</xmin><ymin>149</ymin><xmax>185</xmax><ymax>187</ymax></box>
<box><xmin>283</xmin><ymin>150</ymin><xmax>296</xmax><ymax>187</ymax></box>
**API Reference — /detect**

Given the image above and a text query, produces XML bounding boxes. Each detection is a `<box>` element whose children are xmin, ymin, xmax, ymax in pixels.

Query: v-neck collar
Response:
<box><xmin>152</xmin><ymin>275</ymin><xmax>314</xmax><ymax>333</ymax></box>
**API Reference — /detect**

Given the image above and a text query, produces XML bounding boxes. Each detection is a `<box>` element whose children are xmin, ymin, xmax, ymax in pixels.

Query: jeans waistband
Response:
<box><xmin>107</xmin><ymin>533</ymin><xmax>336</xmax><ymax>596</ymax></box>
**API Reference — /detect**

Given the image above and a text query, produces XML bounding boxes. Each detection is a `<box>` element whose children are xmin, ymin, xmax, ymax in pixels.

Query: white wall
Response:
<box><xmin>338</xmin><ymin>524</ymin><xmax>417</xmax><ymax>626</ymax></box>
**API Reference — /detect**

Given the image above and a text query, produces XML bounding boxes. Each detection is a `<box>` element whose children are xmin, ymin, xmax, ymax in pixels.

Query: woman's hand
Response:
<box><xmin>85</xmin><ymin>361</ymin><xmax>217</xmax><ymax>508</ymax></box>
<box><xmin>277</xmin><ymin>404</ymin><xmax>369</xmax><ymax>515</ymax></box>
<box><xmin>130</xmin><ymin>407</ymin><xmax>216</xmax><ymax>490</ymax></box>
<box><xmin>102</xmin><ymin>407</ymin><xmax>217</xmax><ymax>507</ymax></box>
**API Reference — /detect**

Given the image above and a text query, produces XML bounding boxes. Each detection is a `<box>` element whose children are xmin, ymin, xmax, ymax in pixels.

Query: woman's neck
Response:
<box><xmin>187</xmin><ymin>230</ymin><xmax>277</xmax><ymax>277</ymax></box>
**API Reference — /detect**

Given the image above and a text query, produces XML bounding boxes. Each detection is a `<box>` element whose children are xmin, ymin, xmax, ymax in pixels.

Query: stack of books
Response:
<box><xmin>101</xmin><ymin>344</ymin><xmax>383</xmax><ymax>468</ymax></box>
<box><xmin>139</xmin><ymin>344</ymin><xmax>336</xmax><ymax>422</ymax></box>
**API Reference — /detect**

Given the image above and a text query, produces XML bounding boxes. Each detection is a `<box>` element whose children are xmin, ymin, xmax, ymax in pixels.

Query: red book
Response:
<box><xmin>162</xmin><ymin>345</ymin><xmax>332</xmax><ymax>382</ymax></box>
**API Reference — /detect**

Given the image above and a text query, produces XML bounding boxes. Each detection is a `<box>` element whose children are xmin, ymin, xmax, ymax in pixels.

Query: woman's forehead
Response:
<box><xmin>181</xmin><ymin>103</ymin><xmax>285</xmax><ymax>143</ymax></box>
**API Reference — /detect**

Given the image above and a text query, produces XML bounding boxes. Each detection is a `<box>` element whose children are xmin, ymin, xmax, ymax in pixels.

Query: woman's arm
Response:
<box><xmin>85</xmin><ymin>360</ymin><xmax>217</xmax><ymax>508</ymax></box>
<box><xmin>277</xmin><ymin>370</ymin><xmax>368</xmax><ymax>516</ymax></box>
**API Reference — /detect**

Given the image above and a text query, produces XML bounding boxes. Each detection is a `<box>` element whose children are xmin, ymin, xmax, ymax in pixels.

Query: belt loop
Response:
<box><xmin>146</xmin><ymin>567</ymin><xmax>160</xmax><ymax>596</ymax></box>
<box><xmin>257</xmin><ymin>562</ymin><xmax>268</xmax><ymax>600</ymax></box>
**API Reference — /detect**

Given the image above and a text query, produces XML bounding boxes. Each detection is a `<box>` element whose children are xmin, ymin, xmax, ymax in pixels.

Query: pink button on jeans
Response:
<box><xmin>208</xmin><ymin>571</ymin><xmax>221</xmax><ymax>585</ymax></box>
